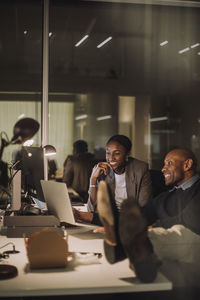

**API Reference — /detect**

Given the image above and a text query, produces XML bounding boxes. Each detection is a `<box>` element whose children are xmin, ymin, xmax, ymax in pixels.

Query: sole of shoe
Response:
<box><xmin>104</xmin><ymin>239</ymin><xmax>127</xmax><ymax>264</ymax></box>
<box><xmin>130</xmin><ymin>253</ymin><xmax>158</xmax><ymax>283</ymax></box>
<box><xmin>97</xmin><ymin>180</ymin><xmax>117</xmax><ymax>246</ymax></box>
<box><xmin>119</xmin><ymin>200</ymin><xmax>158</xmax><ymax>282</ymax></box>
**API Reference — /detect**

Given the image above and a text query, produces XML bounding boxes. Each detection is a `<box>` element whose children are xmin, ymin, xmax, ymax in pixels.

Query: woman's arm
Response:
<box><xmin>87</xmin><ymin>162</ymin><xmax>111</xmax><ymax>211</ymax></box>
<box><xmin>72</xmin><ymin>207</ymin><xmax>93</xmax><ymax>223</ymax></box>
<box><xmin>72</xmin><ymin>207</ymin><xmax>102</xmax><ymax>226</ymax></box>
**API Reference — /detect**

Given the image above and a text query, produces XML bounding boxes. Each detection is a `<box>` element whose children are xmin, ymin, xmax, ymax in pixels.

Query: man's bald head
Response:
<box><xmin>168</xmin><ymin>148</ymin><xmax>197</xmax><ymax>171</ymax></box>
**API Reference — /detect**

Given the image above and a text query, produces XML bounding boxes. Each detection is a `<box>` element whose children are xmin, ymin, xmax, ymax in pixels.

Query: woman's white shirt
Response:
<box><xmin>114</xmin><ymin>172</ymin><xmax>127</xmax><ymax>210</ymax></box>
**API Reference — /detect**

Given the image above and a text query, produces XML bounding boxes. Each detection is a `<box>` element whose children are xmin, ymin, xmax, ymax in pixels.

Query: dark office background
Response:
<box><xmin>0</xmin><ymin>0</ymin><xmax>200</xmax><ymax>170</ymax></box>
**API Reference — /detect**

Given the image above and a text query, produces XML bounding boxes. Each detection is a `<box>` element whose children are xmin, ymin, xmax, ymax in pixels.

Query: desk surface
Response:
<box><xmin>0</xmin><ymin>226</ymin><xmax>172</xmax><ymax>298</ymax></box>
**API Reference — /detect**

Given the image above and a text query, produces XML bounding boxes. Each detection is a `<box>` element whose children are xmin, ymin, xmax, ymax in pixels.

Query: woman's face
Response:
<box><xmin>106</xmin><ymin>141</ymin><xmax>129</xmax><ymax>174</ymax></box>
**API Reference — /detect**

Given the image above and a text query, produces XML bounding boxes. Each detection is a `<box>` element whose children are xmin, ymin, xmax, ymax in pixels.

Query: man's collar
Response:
<box><xmin>175</xmin><ymin>174</ymin><xmax>200</xmax><ymax>191</ymax></box>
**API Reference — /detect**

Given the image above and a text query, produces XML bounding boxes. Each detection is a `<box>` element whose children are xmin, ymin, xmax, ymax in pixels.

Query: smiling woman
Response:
<box><xmin>71</xmin><ymin>134</ymin><xmax>152</xmax><ymax>226</ymax></box>
<box><xmin>86</xmin><ymin>134</ymin><xmax>152</xmax><ymax>214</ymax></box>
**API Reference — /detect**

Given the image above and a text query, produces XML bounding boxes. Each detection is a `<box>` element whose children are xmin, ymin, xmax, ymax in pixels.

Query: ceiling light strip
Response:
<box><xmin>160</xmin><ymin>40</ymin><xmax>168</xmax><ymax>46</ymax></box>
<box><xmin>178</xmin><ymin>47</ymin><xmax>190</xmax><ymax>54</ymax></box>
<box><xmin>149</xmin><ymin>116</ymin><xmax>168</xmax><ymax>122</ymax></box>
<box><xmin>96</xmin><ymin>115</ymin><xmax>112</xmax><ymax>121</ymax></box>
<box><xmin>191</xmin><ymin>43</ymin><xmax>200</xmax><ymax>49</ymax></box>
<box><xmin>75</xmin><ymin>35</ymin><xmax>89</xmax><ymax>47</ymax></box>
<box><xmin>97</xmin><ymin>36</ymin><xmax>112</xmax><ymax>48</ymax></box>
<box><xmin>75</xmin><ymin>114</ymin><xmax>88</xmax><ymax>120</ymax></box>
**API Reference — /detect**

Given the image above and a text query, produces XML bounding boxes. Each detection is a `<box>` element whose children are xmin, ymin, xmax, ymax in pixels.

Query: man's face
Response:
<box><xmin>161</xmin><ymin>150</ymin><xmax>186</xmax><ymax>186</ymax></box>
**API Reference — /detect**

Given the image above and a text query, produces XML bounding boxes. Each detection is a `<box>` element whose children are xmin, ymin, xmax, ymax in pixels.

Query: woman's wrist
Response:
<box><xmin>90</xmin><ymin>184</ymin><xmax>97</xmax><ymax>188</ymax></box>
<box><xmin>90</xmin><ymin>177</ymin><xmax>97</xmax><ymax>186</ymax></box>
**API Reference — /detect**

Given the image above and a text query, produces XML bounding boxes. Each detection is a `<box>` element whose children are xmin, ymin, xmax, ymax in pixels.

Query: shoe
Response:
<box><xmin>97</xmin><ymin>180</ymin><xmax>126</xmax><ymax>263</ymax></box>
<box><xmin>97</xmin><ymin>181</ymin><xmax>158</xmax><ymax>283</ymax></box>
<box><xmin>97</xmin><ymin>180</ymin><xmax>116</xmax><ymax>246</ymax></box>
<box><xmin>119</xmin><ymin>200</ymin><xmax>158</xmax><ymax>283</ymax></box>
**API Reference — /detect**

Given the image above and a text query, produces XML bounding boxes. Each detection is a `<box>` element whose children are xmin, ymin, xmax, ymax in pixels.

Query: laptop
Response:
<box><xmin>40</xmin><ymin>180</ymin><xmax>98</xmax><ymax>229</ymax></box>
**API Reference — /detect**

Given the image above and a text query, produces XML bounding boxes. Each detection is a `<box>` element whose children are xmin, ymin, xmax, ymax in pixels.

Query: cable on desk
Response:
<box><xmin>0</xmin><ymin>264</ymin><xmax>18</xmax><ymax>280</ymax></box>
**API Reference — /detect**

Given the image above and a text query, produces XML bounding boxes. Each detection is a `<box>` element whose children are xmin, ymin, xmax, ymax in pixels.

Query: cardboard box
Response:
<box><xmin>24</xmin><ymin>228</ymin><xmax>69</xmax><ymax>269</ymax></box>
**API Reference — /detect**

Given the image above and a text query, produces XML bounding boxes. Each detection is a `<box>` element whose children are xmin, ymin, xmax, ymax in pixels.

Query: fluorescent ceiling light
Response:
<box><xmin>152</xmin><ymin>129</ymin><xmax>176</xmax><ymax>134</ymax></box>
<box><xmin>178</xmin><ymin>47</ymin><xmax>190</xmax><ymax>54</ymax></box>
<box><xmin>96</xmin><ymin>115</ymin><xmax>112</xmax><ymax>121</ymax></box>
<box><xmin>18</xmin><ymin>113</ymin><xmax>25</xmax><ymax>119</ymax></box>
<box><xmin>191</xmin><ymin>43</ymin><xmax>200</xmax><ymax>49</ymax></box>
<box><xmin>160</xmin><ymin>41</ymin><xmax>168</xmax><ymax>46</ymax></box>
<box><xmin>75</xmin><ymin>114</ymin><xmax>88</xmax><ymax>120</ymax></box>
<box><xmin>75</xmin><ymin>35</ymin><xmax>89</xmax><ymax>47</ymax></box>
<box><xmin>149</xmin><ymin>116</ymin><xmax>168</xmax><ymax>122</ymax></box>
<box><xmin>97</xmin><ymin>36</ymin><xmax>112</xmax><ymax>48</ymax></box>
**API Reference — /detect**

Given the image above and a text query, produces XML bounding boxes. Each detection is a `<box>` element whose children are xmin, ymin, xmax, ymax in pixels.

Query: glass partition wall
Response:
<box><xmin>48</xmin><ymin>0</ymin><xmax>200</xmax><ymax>170</ymax></box>
<box><xmin>0</xmin><ymin>0</ymin><xmax>43</xmax><ymax>163</ymax></box>
<box><xmin>0</xmin><ymin>0</ymin><xmax>200</xmax><ymax>173</ymax></box>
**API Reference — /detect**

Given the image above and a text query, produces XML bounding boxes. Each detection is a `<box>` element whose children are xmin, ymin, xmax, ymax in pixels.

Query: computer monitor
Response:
<box><xmin>21</xmin><ymin>146</ymin><xmax>45</xmax><ymax>202</ymax></box>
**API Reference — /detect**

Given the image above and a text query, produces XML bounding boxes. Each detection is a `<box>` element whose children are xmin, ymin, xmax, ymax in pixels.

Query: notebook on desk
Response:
<box><xmin>40</xmin><ymin>180</ymin><xmax>97</xmax><ymax>229</ymax></box>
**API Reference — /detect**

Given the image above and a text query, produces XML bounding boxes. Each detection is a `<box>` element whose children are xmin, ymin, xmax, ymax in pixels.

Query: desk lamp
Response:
<box><xmin>43</xmin><ymin>145</ymin><xmax>56</xmax><ymax>157</ymax></box>
<box><xmin>0</xmin><ymin>117</ymin><xmax>40</xmax><ymax>162</ymax></box>
<box><xmin>0</xmin><ymin>118</ymin><xmax>39</xmax><ymax>279</ymax></box>
<box><xmin>0</xmin><ymin>118</ymin><xmax>40</xmax><ymax>203</ymax></box>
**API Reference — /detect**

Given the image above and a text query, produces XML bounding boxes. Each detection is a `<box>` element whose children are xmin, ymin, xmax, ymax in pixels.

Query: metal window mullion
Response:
<box><xmin>42</xmin><ymin>0</ymin><xmax>49</xmax><ymax>180</ymax></box>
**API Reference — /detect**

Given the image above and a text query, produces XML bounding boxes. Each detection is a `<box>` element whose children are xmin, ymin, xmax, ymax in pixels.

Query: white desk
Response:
<box><xmin>0</xmin><ymin>227</ymin><xmax>172</xmax><ymax>297</ymax></box>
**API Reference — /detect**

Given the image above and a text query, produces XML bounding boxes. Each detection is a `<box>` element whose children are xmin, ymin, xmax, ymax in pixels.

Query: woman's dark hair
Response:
<box><xmin>106</xmin><ymin>135</ymin><xmax>132</xmax><ymax>153</ymax></box>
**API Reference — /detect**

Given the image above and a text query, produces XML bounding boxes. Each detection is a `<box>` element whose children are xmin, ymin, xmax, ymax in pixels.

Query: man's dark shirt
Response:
<box><xmin>143</xmin><ymin>174</ymin><xmax>200</xmax><ymax>235</ymax></box>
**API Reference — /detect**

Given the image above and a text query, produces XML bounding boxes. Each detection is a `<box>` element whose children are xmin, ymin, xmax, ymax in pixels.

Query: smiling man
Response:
<box><xmin>94</xmin><ymin>148</ymin><xmax>200</xmax><ymax>286</ymax></box>
<box><xmin>143</xmin><ymin>148</ymin><xmax>200</xmax><ymax>235</ymax></box>
<box><xmin>162</xmin><ymin>148</ymin><xmax>197</xmax><ymax>187</ymax></box>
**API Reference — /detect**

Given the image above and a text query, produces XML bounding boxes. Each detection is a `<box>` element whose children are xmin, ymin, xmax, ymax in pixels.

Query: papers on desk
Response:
<box><xmin>32</xmin><ymin>197</ymin><xmax>47</xmax><ymax>210</ymax></box>
<box><xmin>71</xmin><ymin>252</ymin><xmax>102</xmax><ymax>266</ymax></box>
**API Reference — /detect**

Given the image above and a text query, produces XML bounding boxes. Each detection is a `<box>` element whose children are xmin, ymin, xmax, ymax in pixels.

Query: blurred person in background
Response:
<box><xmin>63</xmin><ymin>140</ymin><xmax>95</xmax><ymax>203</ymax></box>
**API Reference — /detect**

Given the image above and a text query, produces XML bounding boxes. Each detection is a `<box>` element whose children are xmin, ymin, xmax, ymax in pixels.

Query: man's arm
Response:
<box><xmin>142</xmin><ymin>195</ymin><xmax>159</xmax><ymax>226</ymax></box>
<box><xmin>148</xmin><ymin>224</ymin><xmax>200</xmax><ymax>263</ymax></box>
